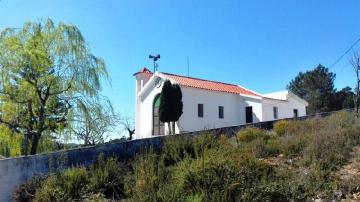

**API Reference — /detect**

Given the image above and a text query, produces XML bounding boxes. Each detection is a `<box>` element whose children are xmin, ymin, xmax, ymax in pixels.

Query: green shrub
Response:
<box><xmin>125</xmin><ymin>151</ymin><xmax>170</xmax><ymax>202</ymax></box>
<box><xmin>13</xmin><ymin>176</ymin><xmax>45</xmax><ymax>202</ymax></box>
<box><xmin>161</xmin><ymin>135</ymin><xmax>195</xmax><ymax>166</ymax></box>
<box><xmin>247</xmin><ymin>138</ymin><xmax>267</xmax><ymax>158</ymax></box>
<box><xmin>246</xmin><ymin>136</ymin><xmax>282</xmax><ymax>158</ymax></box>
<box><xmin>89</xmin><ymin>156</ymin><xmax>127</xmax><ymax>199</ymax></box>
<box><xmin>265</xmin><ymin>137</ymin><xmax>281</xmax><ymax>157</ymax></box>
<box><xmin>280</xmin><ymin>133</ymin><xmax>310</xmax><ymax>157</ymax></box>
<box><xmin>35</xmin><ymin>167</ymin><xmax>89</xmax><ymax>201</ymax></box>
<box><xmin>193</xmin><ymin>134</ymin><xmax>220</xmax><ymax>157</ymax></box>
<box><xmin>273</xmin><ymin>120</ymin><xmax>291</xmax><ymax>136</ymax></box>
<box><xmin>173</xmin><ymin>146</ymin><xmax>279</xmax><ymax>202</ymax></box>
<box><xmin>237</xmin><ymin>127</ymin><xmax>267</xmax><ymax>143</ymax></box>
<box><xmin>303</xmin><ymin>130</ymin><xmax>350</xmax><ymax>170</ymax></box>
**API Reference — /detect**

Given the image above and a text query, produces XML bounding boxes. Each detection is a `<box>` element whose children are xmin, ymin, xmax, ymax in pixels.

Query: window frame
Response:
<box><xmin>198</xmin><ymin>103</ymin><xmax>204</xmax><ymax>118</ymax></box>
<box><xmin>218</xmin><ymin>106</ymin><xmax>224</xmax><ymax>119</ymax></box>
<box><xmin>273</xmin><ymin>106</ymin><xmax>278</xmax><ymax>119</ymax></box>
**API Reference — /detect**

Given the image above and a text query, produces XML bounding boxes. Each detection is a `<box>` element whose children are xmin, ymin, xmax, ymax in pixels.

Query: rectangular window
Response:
<box><xmin>293</xmin><ymin>109</ymin><xmax>298</xmax><ymax>118</ymax></box>
<box><xmin>273</xmin><ymin>106</ymin><xmax>278</xmax><ymax>119</ymax></box>
<box><xmin>198</xmin><ymin>104</ymin><xmax>203</xmax><ymax>117</ymax></box>
<box><xmin>219</xmin><ymin>106</ymin><xmax>224</xmax><ymax>119</ymax></box>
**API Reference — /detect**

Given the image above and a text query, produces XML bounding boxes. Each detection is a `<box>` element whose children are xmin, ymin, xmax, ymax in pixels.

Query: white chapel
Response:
<box><xmin>134</xmin><ymin>67</ymin><xmax>308</xmax><ymax>139</ymax></box>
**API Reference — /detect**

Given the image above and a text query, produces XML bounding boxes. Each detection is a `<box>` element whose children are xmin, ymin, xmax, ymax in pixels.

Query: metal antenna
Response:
<box><xmin>149</xmin><ymin>54</ymin><xmax>160</xmax><ymax>72</ymax></box>
<box><xmin>187</xmin><ymin>56</ymin><xmax>190</xmax><ymax>77</ymax></box>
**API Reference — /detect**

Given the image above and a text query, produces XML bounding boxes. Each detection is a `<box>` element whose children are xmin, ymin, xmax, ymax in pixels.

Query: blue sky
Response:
<box><xmin>1</xmin><ymin>0</ymin><xmax>360</xmax><ymax>126</ymax></box>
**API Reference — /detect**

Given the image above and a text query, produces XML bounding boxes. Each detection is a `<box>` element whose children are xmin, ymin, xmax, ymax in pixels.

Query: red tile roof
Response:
<box><xmin>133</xmin><ymin>67</ymin><xmax>153</xmax><ymax>76</ymax></box>
<box><xmin>160</xmin><ymin>72</ymin><xmax>261</xmax><ymax>97</ymax></box>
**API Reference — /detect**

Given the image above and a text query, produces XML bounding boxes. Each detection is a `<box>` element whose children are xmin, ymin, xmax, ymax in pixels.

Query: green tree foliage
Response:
<box><xmin>0</xmin><ymin>125</ymin><xmax>22</xmax><ymax>157</ymax></box>
<box><xmin>159</xmin><ymin>80</ymin><xmax>183</xmax><ymax>135</ymax></box>
<box><xmin>159</xmin><ymin>80</ymin><xmax>173</xmax><ymax>134</ymax></box>
<box><xmin>170</xmin><ymin>84</ymin><xmax>183</xmax><ymax>134</ymax></box>
<box><xmin>0</xmin><ymin>19</ymin><xmax>108</xmax><ymax>155</ymax></box>
<box><xmin>334</xmin><ymin>87</ymin><xmax>355</xmax><ymax>110</ymax></box>
<box><xmin>287</xmin><ymin>64</ymin><xmax>336</xmax><ymax>113</ymax></box>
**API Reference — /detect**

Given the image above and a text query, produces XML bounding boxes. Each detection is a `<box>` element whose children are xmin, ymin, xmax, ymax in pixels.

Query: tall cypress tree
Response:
<box><xmin>159</xmin><ymin>80</ymin><xmax>173</xmax><ymax>134</ymax></box>
<box><xmin>159</xmin><ymin>80</ymin><xmax>183</xmax><ymax>135</ymax></box>
<box><xmin>171</xmin><ymin>84</ymin><xmax>183</xmax><ymax>134</ymax></box>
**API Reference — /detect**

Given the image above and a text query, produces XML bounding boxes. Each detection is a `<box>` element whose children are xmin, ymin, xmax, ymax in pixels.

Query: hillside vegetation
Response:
<box><xmin>14</xmin><ymin>112</ymin><xmax>360</xmax><ymax>201</ymax></box>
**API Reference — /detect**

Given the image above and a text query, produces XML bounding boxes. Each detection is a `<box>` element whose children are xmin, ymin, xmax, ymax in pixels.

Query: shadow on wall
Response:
<box><xmin>253</xmin><ymin>111</ymin><xmax>261</xmax><ymax>123</ymax></box>
<box><xmin>244</xmin><ymin>103</ymin><xmax>261</xmax><ymax>124</ymax></box>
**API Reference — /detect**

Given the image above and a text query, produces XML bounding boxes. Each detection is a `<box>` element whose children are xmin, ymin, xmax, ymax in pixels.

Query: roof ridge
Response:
<box><xmin>160</xmin><ymin>72</ymin><xmax>240</xmax><ymax>87</ymax></box>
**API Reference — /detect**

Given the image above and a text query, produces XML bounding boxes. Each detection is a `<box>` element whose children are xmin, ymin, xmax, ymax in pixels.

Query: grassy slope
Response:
<box><xmin>13</xmin><ymin>111</ymin><xmax>360</xmax><ymax>202</ymax></box>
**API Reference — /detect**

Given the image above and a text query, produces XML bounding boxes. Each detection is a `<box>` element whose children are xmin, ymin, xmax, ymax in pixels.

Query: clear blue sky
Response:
<box><xmin>1</xmin><ymin>0</ymin><xmax>360</xmax><ymax>120</ymax></box>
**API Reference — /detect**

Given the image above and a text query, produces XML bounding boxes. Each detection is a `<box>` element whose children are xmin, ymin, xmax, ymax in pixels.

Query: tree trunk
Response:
<box><xmin>167</xmin><ymin>122</ymin><xmax>171</xmax><ymax>135</ymax></box>
<box><xmin>356</xmin><ymin>70</ymin><xmax>359</xmax><ymax>115</ymax></box>
<box><xmin>30</xmin><ymin>134</ymin><xmax>40</xmax><ymax>155</ymax></box>
<box><xmin>127</xmin><ymin>129</ymin><xmax>135</xmax><ymax>140</ymax></box>
<box><xmin>172</xmin><ymin>121</ymin><xmax>176</xmax><ymax>135</ymax></box>
<box><xmin>21</xmin><ymin>135</ymin><xmax>30</xmax><ymax>156</ymax></box>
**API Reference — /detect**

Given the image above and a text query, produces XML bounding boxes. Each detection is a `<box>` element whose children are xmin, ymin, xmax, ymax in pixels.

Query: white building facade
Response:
<box><xmin>134</xmin><ymin>68</ymin><xmax>308</xmax><ymax>139</ymax></box>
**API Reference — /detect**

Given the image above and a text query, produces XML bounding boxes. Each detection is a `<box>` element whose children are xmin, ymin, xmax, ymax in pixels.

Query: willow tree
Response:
<box><xmin>0</xmin><ymin>19</ymin><xmax>108</xmax><ymax>155</ymax></box>
<box><xmin>70</xmin><ymin>98</ymin><xmax>119</xmax><ymax>146</ymax></box>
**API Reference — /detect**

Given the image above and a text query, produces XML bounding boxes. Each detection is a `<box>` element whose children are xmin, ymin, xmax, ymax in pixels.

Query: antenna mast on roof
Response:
<box><xmin>187</xmin><ymin>56</ymin><xmax>190</xmax><ymax>77</ymax></box>
<box><xmin>149</xmin><ymin>54</ymin><xmax>160</xmax><ymax>72</ymax></box>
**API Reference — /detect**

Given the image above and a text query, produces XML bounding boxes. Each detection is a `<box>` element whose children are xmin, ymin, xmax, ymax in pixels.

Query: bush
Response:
<box><xmin>13</xmin><ymin>176</ymin><xmax>45</xmax><ymax>202</ymax></box>
<box><xmin>173</xmin><ymin>147</ymin><xmax>280</xmax><ymax>201</ymax></box>
<box><xmin>161</xmin><ymin>135</ymin><xmax>196</xmax><ymax>166</ymax></box>
<box><xmin>89</xmin><ymin>156</ymin><xmax>127</xmax><ymax>199</ymax></box>
<box><xmin>303</xmin><ymin>129</ymin><xmax>351</xmax><ymax>170</ymax></box>
<box><xmin>192</xmin><ymin>134</ymin><xmax>220</xmax><ymax>157</ymax></box>
<box><xmin>237</xmin><ymin>127</ymin><xmax>267</xmax><ymax>143</ymax></box>
<box><xmin>280</xmin><ymin>132</ymin><xmax>310</xmax><ymax>157</ymax></box>
<box><xmin>35</xmin><ymin>167</ymin><xmax>89</xmax><ymax>201</ymax></box>
<box><xmin>264</xmin><ymin>137</ymin><xmax>281</xmax><ymax>157</ymax></box>
<box><xmin>273</xmin><ymin>120</ymin><xmax>291</xmax><ymax>136</ymax></box>
<box><xmin>125</xmin><ymin>150</ymin><xmax>169</xmax><ymax>202</ymax></box>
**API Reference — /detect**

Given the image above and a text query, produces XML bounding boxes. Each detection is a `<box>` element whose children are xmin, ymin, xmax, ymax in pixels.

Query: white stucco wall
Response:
<box><xmin>135</xmin><ymin>78</ymin><xmax>161</xmax><ymax>139</ymax></box>
<box><xmin>134</xmin><ymin>73</ymin><xmax>154</xmax><ymax>139</ymax></box>
<box><xmin>179</xmin><ymin>86</ymin><xmax>244</xmax><ymax>132</ymax></box>
<box><xmin>241</xmin><ymin>96</ymin><xmax>263</xmax><ymax>123</ymax></box>
<box><xmin>261</xmin><ymin>95</ymin><xmax>307</xmax><ymax>121</ymax></box>
<box><xmin>135</xmin><ymin>83</ymin><xmax>265</xmax><ymax>139</ymax></box>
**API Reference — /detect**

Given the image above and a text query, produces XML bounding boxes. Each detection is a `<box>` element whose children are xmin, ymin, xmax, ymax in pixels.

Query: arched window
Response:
<box><xmin>153</xmin><ymin>94</ymin><xmax>165</xmax><ymax>136</ymax></box>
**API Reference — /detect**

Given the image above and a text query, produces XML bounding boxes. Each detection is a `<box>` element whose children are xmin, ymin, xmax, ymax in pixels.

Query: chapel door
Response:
<box><xmin>245</xmin><ymin>106</ymin><xmax>253</xmax><ymax>124</ymax></box>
